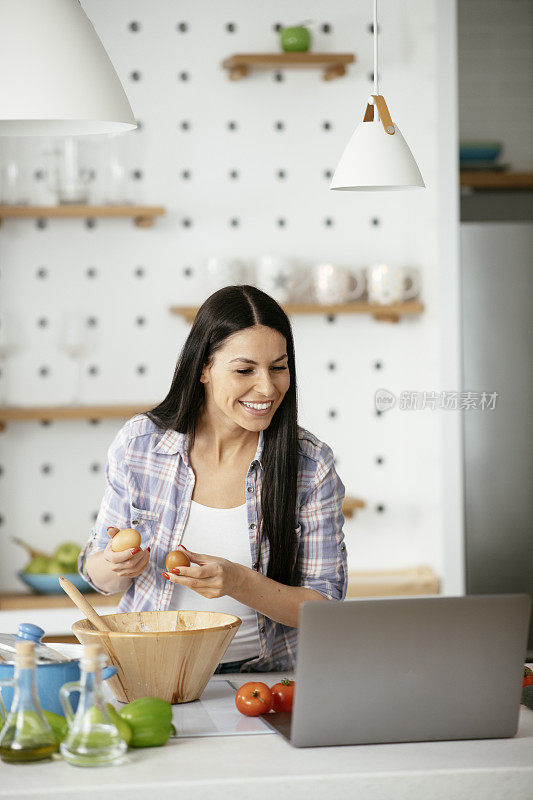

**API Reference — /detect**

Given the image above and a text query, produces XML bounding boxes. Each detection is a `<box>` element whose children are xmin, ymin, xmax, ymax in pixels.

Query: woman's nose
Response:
<box><xmin>255</xmin><ymin>371</ymin><xmax>275</xmax><ymax>396</ymax></box>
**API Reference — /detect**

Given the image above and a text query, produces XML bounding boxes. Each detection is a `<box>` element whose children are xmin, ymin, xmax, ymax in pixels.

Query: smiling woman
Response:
<box><xmin>78</xmin><ymin>285</ymin><xmax>348</xmax><ymax>673</ymax></box>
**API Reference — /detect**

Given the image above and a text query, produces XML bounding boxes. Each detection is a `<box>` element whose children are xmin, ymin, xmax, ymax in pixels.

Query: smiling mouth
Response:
<box><xmin>239</xmin><ymin>400</ymin><xmax>274</xmax><ymax>412</ymax></box>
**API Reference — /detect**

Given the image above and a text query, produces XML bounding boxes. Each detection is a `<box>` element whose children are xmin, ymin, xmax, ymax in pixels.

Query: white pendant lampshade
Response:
<box><xmin>0</xmin><ymin>0</ymin><xmax>136</xmax><ymax>136</ymax></box>
<box><xmin>330</xmin><ymin>97</ymin><xmax>425</xmax><ymax>191</ymax></box>
<box><xmin>330</xmin><ymin>0</ymin><xmax>424</xmax><ymax>191</ymax></box>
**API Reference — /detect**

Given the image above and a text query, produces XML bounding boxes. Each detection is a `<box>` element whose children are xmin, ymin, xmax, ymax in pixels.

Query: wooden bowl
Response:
<box><xmin>71</xmin><ymin>610</ymin><xmax>241</xmax><ymax>704</ymax></box>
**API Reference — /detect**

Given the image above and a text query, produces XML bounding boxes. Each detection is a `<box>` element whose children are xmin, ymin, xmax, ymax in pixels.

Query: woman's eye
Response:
<box><xmin>236</xmin><ymin>366</ymin><xmax>287</xmax><ymax>375</ymax></box>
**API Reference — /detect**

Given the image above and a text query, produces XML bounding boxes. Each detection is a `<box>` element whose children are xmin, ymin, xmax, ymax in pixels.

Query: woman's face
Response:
<box><xmin>200</xmin><ymin>325</ymin><xmax>291</xmax><ymax>432</ymax></box>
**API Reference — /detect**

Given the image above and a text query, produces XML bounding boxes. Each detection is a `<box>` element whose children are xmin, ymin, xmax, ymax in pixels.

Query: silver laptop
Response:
<box><xmin>262</xmin><ymin>594</ymin><xmax>531</xmax><ymax>747</ymax></box>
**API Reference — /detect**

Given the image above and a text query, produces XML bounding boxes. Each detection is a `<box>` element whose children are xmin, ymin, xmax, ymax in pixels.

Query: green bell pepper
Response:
<box><xmin>118</xmin><ymin>697</ymin><xmax>173</xmax><ymax>748</ymax></box>
<box><xmin>42</xmin><ymin>709</ymin><xmax>68</xmax><ymax>744</ymax></box>
<box><xmin>106</xmin><ymin>703</ymin><xmax>132</xmax><ymax>745</ymax></box>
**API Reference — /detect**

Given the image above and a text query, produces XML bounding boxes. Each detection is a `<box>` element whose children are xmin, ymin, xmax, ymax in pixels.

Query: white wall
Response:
<box><xmin>0</xmin><ymin>1</ymin><xmax>461</xmax><ymax>595</ymax></box>
<box><xmin>458</xmin><ymin>0</ymin><xmax>533</xmax><ymax>170</ymax></box>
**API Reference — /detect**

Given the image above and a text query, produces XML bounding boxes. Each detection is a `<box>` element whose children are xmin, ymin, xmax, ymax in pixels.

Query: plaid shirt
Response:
<box><xmin>79</xmin><ymin>414</ymin><xmax>348</xmax><ymax>672</ymax></box>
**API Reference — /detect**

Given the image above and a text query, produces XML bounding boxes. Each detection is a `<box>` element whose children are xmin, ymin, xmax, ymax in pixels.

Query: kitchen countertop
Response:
<box><xmin>1</xmin><ymin>670</ymin><xmax>532</xmax><ymax>800</ymax></box>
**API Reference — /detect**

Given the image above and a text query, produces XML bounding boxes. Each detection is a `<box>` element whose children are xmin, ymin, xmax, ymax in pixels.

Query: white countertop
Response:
<box><xmin>1</xmin><ymin>670</ymin><xmax>532</xmax><ymax>800</ymax></box>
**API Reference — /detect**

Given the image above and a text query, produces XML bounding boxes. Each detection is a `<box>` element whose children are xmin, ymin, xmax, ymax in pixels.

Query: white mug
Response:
<box><xmin>309</xmin><ymin>264</ymin><xmax>365</xmax><ymax>305</ymax></box>
<box><xmin>256</xmin><ymin>255</ymin><xmax>296</xmax><ymax>304</ymax></box>
<box><xmin>205</xmin><ymin>257</ymin><xmax>248</xmax><ymax>294</ymax></box>
<box><xmin>366</xmin><ymin>264</ymin><xmax>421</xmax><ymax>305</ymax></box>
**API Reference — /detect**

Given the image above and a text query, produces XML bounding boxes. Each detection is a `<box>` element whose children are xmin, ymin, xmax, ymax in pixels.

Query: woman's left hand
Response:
<box><xmin>162</xmin><ymin>545</ymin><xmax>244</xmax><ymax>599</ymax></box>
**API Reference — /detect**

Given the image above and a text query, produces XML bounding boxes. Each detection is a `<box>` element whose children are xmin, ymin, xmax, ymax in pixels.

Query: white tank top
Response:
<box><xmin>168</xmin><ymin>499</ymin><xmax>261</xmax><ymax>663</ymax></box>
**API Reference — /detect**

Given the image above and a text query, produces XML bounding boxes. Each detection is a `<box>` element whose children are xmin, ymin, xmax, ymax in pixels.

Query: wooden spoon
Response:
<box><xmin>58</xmin><ymin>577</ymin><xmax>112</xmax><ymax>633</ymax></box>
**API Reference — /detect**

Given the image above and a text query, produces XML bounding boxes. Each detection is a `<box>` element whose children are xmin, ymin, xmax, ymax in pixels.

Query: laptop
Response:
<box><xmin>261</xmin><ymin>593</ymin><xmax>531</xmax><ymax>747</ymax></box>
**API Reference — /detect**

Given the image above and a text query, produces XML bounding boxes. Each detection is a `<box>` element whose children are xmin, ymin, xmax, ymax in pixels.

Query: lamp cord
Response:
<box><xmin>373</xmin><ymin>0</ymin><xmax>379</xmax><ymax>97</ymax></box>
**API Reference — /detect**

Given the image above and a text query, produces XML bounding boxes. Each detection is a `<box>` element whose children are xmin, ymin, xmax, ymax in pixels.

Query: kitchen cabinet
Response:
<box><xmin>2</xmin><ymin>669</ymin><xmax>531</xmax><ymax>800</ymax></box>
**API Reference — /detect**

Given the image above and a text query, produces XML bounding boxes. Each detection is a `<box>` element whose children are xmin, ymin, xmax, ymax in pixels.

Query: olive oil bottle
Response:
<box><xmin>0</xmin><ymin>640</ymin><xmax>57</xmax><ymax>763</ymax></box>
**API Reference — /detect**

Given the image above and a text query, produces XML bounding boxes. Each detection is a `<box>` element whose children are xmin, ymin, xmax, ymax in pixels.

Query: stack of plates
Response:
<box><xmin>460</xmin><ymin>141</ymin><xmax>506</xmax><ymax>171</ymax></box>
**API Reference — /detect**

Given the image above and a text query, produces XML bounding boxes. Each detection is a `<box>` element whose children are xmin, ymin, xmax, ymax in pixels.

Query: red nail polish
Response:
<box><xmin>172</xmin><ymin>568</ymin><xmax>180</xmax><ymax>575</ymax></box>
<box><xmin>162</xmin><ymin>572</ymin><xmax>170</xmax><ymax>579</ymax></box>
<box><xmin>131</xmin><ymin>547</ymin><xmax>141</xmax><ymax>555</ymax></box>
<box><xmin>107</xmin><ymin>527</ymin><xmax>114</xmax><ymax>532</ymax></box>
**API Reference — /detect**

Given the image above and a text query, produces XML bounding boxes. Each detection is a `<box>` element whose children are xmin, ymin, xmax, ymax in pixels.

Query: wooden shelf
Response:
<box><xmin>0</xmin><ymin>591</ymin><xmax>122</xmax><ymax>611</ymax></box>
<box><xmin>222</xmin><ymin>52</ymin><xmax>355</xmax><ymax>81</ymax></box>
<box><xmin>170</xmin><ymin>301</ymin><xmax>423</xmax><ymax>324</ymax></box>
<box><xmin>460</xmin><ymin>171</ymin><xmax>533</xmax><ymax>190</ymax></box>
<box><xmin>0</xmin><ymin>404</ymin><xmax>154</xmax><ymax>431</ymax></box>
<box><xmin>0</xmin><ymin>205</ymin><xmax>166</xmax><ymax>228</ymax></box>
<box><xmin>342</xmin><ymin>497</ymin><xmax>366</xmax><ymax>519</ymax></box>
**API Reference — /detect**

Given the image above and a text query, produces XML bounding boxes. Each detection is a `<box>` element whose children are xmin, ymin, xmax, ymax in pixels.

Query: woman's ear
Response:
<box><xmin>200</xmin><ymin>364</ymin><xmax>208</xmax><ymax>384</ymax></box>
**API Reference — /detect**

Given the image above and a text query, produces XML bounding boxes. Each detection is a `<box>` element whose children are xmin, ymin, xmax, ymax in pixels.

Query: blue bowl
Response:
<box><xmin>459</xmin><ymin>142</ymin><xmax>501</xmax><ymax>162</ymax></box>
<box><xmin>17</xmin><ymin>571</ymin><xmax>92</xmax><ymax>595</ymax></box>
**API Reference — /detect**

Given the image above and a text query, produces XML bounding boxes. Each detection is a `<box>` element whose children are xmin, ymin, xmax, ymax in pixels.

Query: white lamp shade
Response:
<box><xmin>330</xmin><ymin>118</ymin><xmax>425</xmax><ymax>191</ymax></box>
<box><xmin>0</xmin><ymin>0</ymin><xmax>136</xmax><ymax>136</ymax></box>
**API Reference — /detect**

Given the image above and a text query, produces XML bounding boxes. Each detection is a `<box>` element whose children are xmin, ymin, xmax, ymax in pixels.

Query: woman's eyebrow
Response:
<box><xmin>229</xmin><ymin>354</ymin><xmax>288</xmax><ymax>364</ymax></box>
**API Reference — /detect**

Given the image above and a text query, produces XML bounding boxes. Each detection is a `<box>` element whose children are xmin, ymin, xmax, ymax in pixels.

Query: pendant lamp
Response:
<box><xmin>0</xmin><ymin>0</ymin><xmax>136</xmax><ymax>136</ymax></box>
<box><xmin>330</xmin><ymin>0</ymin><xmax>424</xmax><ymax>191</ymax></box>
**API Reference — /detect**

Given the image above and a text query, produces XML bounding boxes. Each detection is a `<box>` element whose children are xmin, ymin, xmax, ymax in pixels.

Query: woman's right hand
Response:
<box><xmin>104</xmin><ymin>527</ymin><xmax>150</xmax><ymax>579</ymax></box>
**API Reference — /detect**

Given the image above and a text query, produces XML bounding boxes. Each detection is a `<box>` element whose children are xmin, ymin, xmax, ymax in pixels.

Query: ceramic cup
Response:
<box><xmin>366</xmin><ymin>264</ymin><xmax>421</xmax><ymax>305</ymax></box>
<box><xmin>205</xmin><ymin>257</ymin><xmax>248</xmax><ymax>294</ymax></box>
<box><xmin>309</xmin><ymin>263</ymin><xmax>366</xmax><ymax>304</ymax></box>
<box><xmin>256</xmin><ymin>255</ymin><xmax>296</xmax><ymax>304</ymax></box>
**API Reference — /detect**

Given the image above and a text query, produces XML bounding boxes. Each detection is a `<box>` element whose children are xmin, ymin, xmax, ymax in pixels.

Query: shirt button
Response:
<box><xmin>247</xmin><ymin>486</ymin><xmax>254</xmax><ymax>493</ymax></box>
<box><xmin>132</xmin><ymin>519</ymin><xmax>138</xmax><ymax>525</ymax></box>
<box><xmin>249</xmin><ymin>522</ymin><xmax>257</xmax><ymax>530</ymax></box>
<box><xmin>253</xmin><ymin>561</ymin><xmax>260</xmax><ymax>570</ymax></box>
<box><xmin>341</xmin><ymin>544</ymin><xmax>346</xmax><ymax>551</ymax></box>
<box><xmin>260</xmin><ymin>626</ymin><xmax>266</xmax><ymax>634</ymax></box>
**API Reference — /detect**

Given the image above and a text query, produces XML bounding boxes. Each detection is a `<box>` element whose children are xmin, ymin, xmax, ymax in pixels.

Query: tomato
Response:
<box><xmin>522</xmin><ymin>676</ymin><xmax>533</xmax><ymax>688</ymax></box>
<box><xmin>270</xmin><ymin>678</ymin><xmax>295</xmax><ymax>712</ymax></box>
<box><xmin>235</xmin><ymin>682</ymin><xmax>273</xmax><ymax>716</ymax></box>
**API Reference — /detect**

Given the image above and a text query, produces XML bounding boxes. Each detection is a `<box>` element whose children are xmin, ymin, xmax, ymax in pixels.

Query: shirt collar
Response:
<box><xmin>153</xmin><ymin>427</ymin><xmax>264</xmax><ymax>469</ymax></box>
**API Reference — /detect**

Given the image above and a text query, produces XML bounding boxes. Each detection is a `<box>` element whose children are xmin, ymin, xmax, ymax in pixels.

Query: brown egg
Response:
<box><xmin>111</xmin><ymin>528</ymin><xmax>142</xmax><ymax>552</ymax></box>
<box><xmin>165</xmin><ymin>549</ymin><xmax>191</xmax><ymax>571</ymax></box>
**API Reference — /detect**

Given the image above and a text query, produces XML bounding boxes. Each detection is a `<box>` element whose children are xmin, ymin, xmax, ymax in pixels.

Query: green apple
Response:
<box><xmin>47</xmin><ymin>559</ymin><xmax>64</xmax><ymax>575</ymax></box>
<box><xmin>280</xmin><ymin>25</ymin><xmax>311</xmax><ymax>52</ymax></box>
<box><xmin>54</xmin><ymin>541</ymin><xmax>81</xmax><ymax>569</ymax></box>
<box><xmin>24</xmin><ymin>556</ymin><xmax>52</xmax><ymax>574</ymax></box>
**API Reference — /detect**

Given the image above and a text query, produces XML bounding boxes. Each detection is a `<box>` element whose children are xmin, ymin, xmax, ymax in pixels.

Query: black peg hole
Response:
<box><xmin>130</xmin><ymin>71</ymin><xmax>142</xmax><ymax>82</ymax></box>
<box><xmin>277</xmin><ymin>218</ymin><xmax>286</xmax><ymax>228</ymax></box>
<box><xmin>92</xmin><ymin>511</ymin><xmax>98</xmax><ymax>522</ymax></box>
<box><xmin>34</xmin><ymin>169</ymin><xmax>46</xmax><ymax>181</ymax></box>
<box><xmin>376</xmin><ymin>456</ymin><xmax>384</xmax><ymax>465</ymax></box>
<box><xmin>179</xmin><ymin>71</ymin><xmax>189</xmax><ymax>82</ymax></box>
<box><xmin>177</xmin><ymin>22</ymin><xmax>188</xmax><ymax>33</ymax></box>
<box><xmin>180</xmin><ymin>120</ymin><xmax>191</xmax><ymax>131</ymax></box>
<box><xmin>324</xmin><ymin>218</ymin><xmax>334</xmax><ymax>227</ymax></box>
<box><xmin>37</xmin><ymin>267</ymin><xmax>48</xmax><ymax>279</ymax></box>
<box><xmin>180</xmin><ymin>169</ymin><xmax>191</xmax><ymax>180</ymax></box>
<box><xmin>327</xmin><ymin>315</ymin><xmax>336</xmax><ymax>323</ymax></box>
<box><xmin>274</xmin><ymin>121</ymin><xmax>285</xmax><ymax>131</ymax></box>
<box><xmin>274</xmin><ymin>71</ymin><xmax>284</xmax><ymax>82</ymax></box>
<box><xmin>183</xmin><ymin>267</ymin><xmax>193</xmax><ymax>277</ymax></box>
<box><xmin>324</xmin><ymin>169</ymin><xmax>333</xmax><ymax>180</ymax></box>
<box><xmin>37</xmin><ymin>317</ymin><xmax>48</xmax><ymax>328</ymax></box>
<box><xmin>90</xmin><ymin>463</ymin><xmax>101</xmax><ymax>473</ymax></box>
<box><xmin>276</xmin><ymin>169</ymin><xmax>286</xmax><ymax>180</ymax></box>
<box><xmin>182</xmin><ymin>218</ymin><xmax>192</xmax><ymax>228</ymax></box>
<box><xmin>273</xmin><ymin>23</ymin><xmax>283</xmax><ymax>33</ymax></box>
<box><xmin>39</xmin><ymin>366</ymin><xmax>50</xmax><ymax>378</ymax></box>
<box><xmin>40</xmin><ymin>420</ymin><xmax>52</xmax><ymax>427</ymax></box>
<box><xmin>86</xmin><ymin>266</ymin><xmax>97</xmax><ymax>279</ymax></box>
<box><xmin>132</xmin><ymin>169</ymin><xmax>143</xmax><ymax>180</ymax></box>
<box><xmin>89</xmin><ymin>419</ymin><xmax>100</xmax><ymax>426</ymax></box>
<box><xmin>85</xmin><ymin>218</ymin><xmax>96</xmax><ymax>229</ymax></box>
<box><xmin>134</xmin><ymin>267</ymin><xmax>145</xmax><ymax>278</ymax></box>
<box><xmin>328</xmin><ymin>362</ymin><xmax>336</xmax><ymax>371</ymax></box>
<box><xmin>321</xmin><ymin>23</ymin><xmax>333</xmax><ymax>33</ymax></box>
<box><xmin>42</xmin><ymin>513</ymin><xmax>53</xmax><ymax>524</ymax></box>
<box><xmin>137</xmin><ymin>365</ymin><xmax>147</xmax><ymax>375</ymax></box>
<box><xmin>87</xmin><ymin>317</ymin><xmax>98</xmax><ymax>328</ymax></box>
<box><xmin>322</xmin><ymin>121</ymin><xmax>332</xmax><ymax>131</ymax></box>
<box><xmin>229</xmin><ymin>218</ymin><xmax>240</xmax><ymax>227</ymax></box>
<box><xmin>328</xmin><ymin>409</ymin><xmax>338</xmax><ymax>418</ymax></box>
<box><xmin>371</xmin><ymin>217</ymin><xmax>380</xmax><ymax>226</ymax></box>
<box><xmin>129</xmin><ymin>21</ymin><xmax>141</xmax><ymax>32</ymax></box>
<box><xmin>135</xmin><ymin>120</ymin><xmax>143</xmax><ymax>132</ymax></box>
<box><xmin>374</xmin><ymin>361</ymin><xmax>383</xmax><ymax>370</ymax></box>
<box><xmin>229</xmin><ymin>169</ymin><xmax>239</xmax><ymax>180</ymax></box>
<box><xmin>226</xmin><ymin>22</ymin><xmax>237</xmax><ymax>32</ymax></box>
<box><xmin>227</xmin><ymin>120</ymin><xmax>238</xmax><ymax>131</ymax></box>
<box><xmin>376</xmin><ymin>409</ymin><xmax>383</xmax><ymax>416</ymax></box>
<box><xmin>136</xmin><ymin>317</ymin><xmax>146</xmax><ymax>326</ymax></box>
<box><xmin>36</xmin><ymin>219</ymin><xmax>48</xmax><ymax>229</ymax></box>
<box><xmin>87</xmin><ymin>365</ymin><xmax>99</xmax><ymax>376</ymax></box>
<box><xmin>376</xmin><ymin>504</ymin><xmax>385</xmax><ymax>513</ymax></box>
<box><xmin>41</xmin><ymin>464</ymin><xmax>53</xmax><ymax>475</ymax></box>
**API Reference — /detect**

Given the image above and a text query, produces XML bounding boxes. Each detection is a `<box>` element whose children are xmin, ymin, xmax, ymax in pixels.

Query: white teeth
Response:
<box><xmin>241</xmin><ymin>401</ymin><xmax>272</xmax><ymax>410</ymax></box>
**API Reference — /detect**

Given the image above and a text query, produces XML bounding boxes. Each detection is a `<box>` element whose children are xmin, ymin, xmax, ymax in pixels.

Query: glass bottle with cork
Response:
<box><xmin>60</xmin><ymin>642</ymin><xmax>127</xmax><ymax>766</ymax></box>
<box><xmin>0</xmin><ymin>640</ymin><xmax>57</xmax><ymax>763</ymax></box>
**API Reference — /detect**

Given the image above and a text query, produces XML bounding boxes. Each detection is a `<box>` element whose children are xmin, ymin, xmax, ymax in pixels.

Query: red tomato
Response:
<box><xmin>270</xmin><ymin>678</ymin><xmax>295</xmax><ymax>712</ymax></box>
<box><xmin>235</xmin><ymin>682</ymin><xmax>273</xmax><ymax>716</ymax></box>
<box><xmin>522</xmin><ymin>676</ymin><xmax>533</xmax><ymax>688</ymax></box>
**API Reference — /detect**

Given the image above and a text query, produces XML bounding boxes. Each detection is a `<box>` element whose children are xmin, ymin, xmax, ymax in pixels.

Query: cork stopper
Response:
<box><xmin>16</xmin><ymin>640</ymin><xmax>35</xmax><ymax>669</ymax></box>
<box><xmin>82</xmin><ymin>643</ymin><xmax>102</xmax><ymax>671</ymax></box>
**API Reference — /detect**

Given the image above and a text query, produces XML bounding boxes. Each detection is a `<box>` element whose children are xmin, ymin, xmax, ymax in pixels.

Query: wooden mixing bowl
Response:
<box><xmin>71</xmin><ymin>610</ymin><xmax>241</xmax><ymax>703</ymax></box>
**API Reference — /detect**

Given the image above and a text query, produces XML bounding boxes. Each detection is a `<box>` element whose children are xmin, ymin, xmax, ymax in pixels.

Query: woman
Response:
<box><xmin>79</xmin><ymin>285</ymin><xmax>348</xmax><ymax>674</ymax></box>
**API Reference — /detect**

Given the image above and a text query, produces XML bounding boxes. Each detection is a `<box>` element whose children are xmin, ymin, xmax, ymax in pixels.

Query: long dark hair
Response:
<box><xmin>146</xmin><ymin>285</ymin><xmax>300</xmax><ymax>587</ymax></box>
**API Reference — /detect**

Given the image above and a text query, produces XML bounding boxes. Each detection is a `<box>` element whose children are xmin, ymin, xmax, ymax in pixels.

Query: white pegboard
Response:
<box><xmin>0</xmin><ymin>0</ymin><xmax>458</xmax><ymax>594</ymax></box>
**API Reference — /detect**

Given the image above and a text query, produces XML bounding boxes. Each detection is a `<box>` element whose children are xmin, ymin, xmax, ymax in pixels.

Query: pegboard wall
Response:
<box><xmin>0</xmin><ymin>0</ymin><xmax>452</xmax><ymax>594</ymax></box>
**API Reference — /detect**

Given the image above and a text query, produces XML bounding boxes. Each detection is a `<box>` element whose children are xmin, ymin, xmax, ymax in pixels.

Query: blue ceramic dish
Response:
<box><xmin>17</xmin><ymin>571</ymin><xmax>92</xmax><ymax>595</ymax></box>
